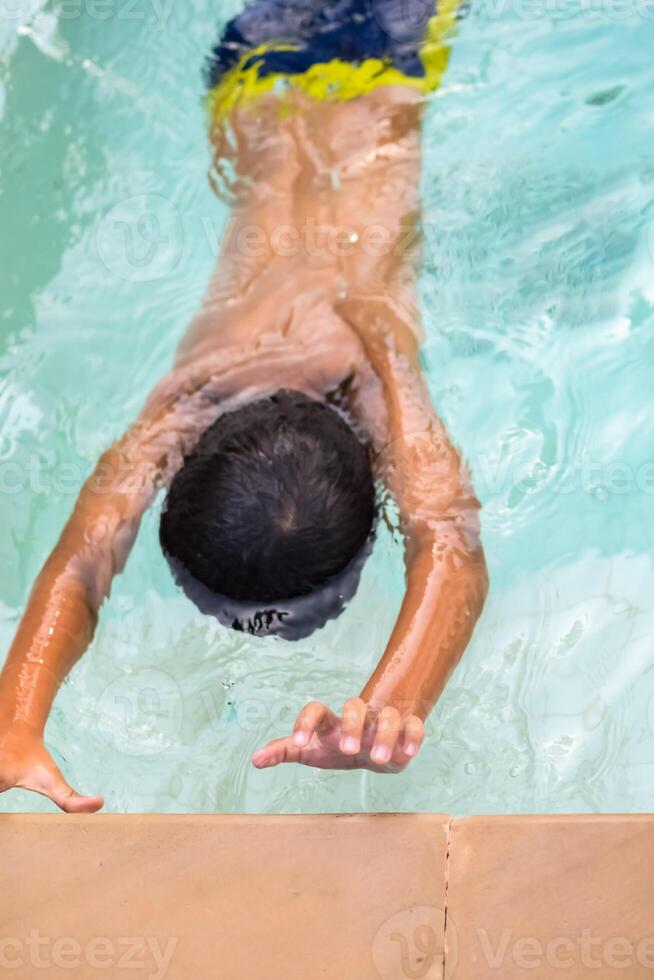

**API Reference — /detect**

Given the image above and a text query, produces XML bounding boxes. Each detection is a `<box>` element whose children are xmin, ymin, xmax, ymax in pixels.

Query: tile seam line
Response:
<box><xmin>442</xmin><ymin>816</ymin><xmax>453</xmax><ymax>980</ymax></box>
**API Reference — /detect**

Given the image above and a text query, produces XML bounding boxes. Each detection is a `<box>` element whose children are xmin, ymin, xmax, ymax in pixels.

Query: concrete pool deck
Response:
<box><xmin>1</xmin><ymin>813</ymin><xmax>653</xmax><ymax>979</ymax></box>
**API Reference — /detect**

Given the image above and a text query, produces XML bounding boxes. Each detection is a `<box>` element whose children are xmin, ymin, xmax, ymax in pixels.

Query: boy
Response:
<box><xmin>0</xmin><ymin>0</ymin><xmax>487</xmax><ymax>812</ymax></box>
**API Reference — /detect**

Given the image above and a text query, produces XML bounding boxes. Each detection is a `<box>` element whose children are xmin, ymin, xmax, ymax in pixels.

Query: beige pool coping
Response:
<box><xmin>1</xmin><ymin>813</ymin><xmax>653</xmax><ymax>979</ymax></box>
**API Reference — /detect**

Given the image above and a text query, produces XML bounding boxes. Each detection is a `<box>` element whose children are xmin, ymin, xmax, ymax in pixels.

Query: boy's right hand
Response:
<box><xmin>0</xmin><ymin>720</ymin><xmax>104</xmax><ymax>813</ymax></box>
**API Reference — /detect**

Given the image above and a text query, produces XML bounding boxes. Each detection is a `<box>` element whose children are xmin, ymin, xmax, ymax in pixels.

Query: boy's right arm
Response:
<box><xmin>0</xmin><ymin>357</ymin><xmax>221</xmax><ymax>812</ymax></box>
<box><xmin>0</xmin><ymin>429</ymin><xmax>166</xmax><ymax>812</ymax></box>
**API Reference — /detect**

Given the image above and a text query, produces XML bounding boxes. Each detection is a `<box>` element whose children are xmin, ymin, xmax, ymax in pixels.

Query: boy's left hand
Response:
<box><xmin>251</xmin><ymin>698</ymin><xmax>424</xmax><ymax>773</ymax></box>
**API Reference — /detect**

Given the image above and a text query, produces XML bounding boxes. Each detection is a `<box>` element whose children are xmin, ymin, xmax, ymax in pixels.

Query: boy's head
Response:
<box><xmin>160</xmin><ymin>390</ymin><xmax>375</xmax><ymax>605</ymax></box>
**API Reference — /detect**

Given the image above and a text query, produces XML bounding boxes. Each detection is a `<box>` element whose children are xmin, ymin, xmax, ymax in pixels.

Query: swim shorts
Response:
<box><xmin>206</xmin><ymin>0</ymin><xmax>464</xmax><ymax>120</ymax></box>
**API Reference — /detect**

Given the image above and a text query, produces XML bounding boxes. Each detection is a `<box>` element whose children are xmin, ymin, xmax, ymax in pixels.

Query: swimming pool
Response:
<box><xmin>1</xmin><ymin>0</ymin><xmax>654</xmax><ymax>814</ymax></box>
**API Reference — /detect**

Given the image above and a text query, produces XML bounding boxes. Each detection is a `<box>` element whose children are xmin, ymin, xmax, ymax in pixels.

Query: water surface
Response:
<box><xmin>1</xmin><ymin>0</ymin><xmax>654</xmax><ymax>813</ymax></box>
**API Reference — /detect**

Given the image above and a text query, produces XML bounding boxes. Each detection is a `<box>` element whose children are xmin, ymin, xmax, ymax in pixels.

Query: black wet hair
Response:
<box><xmin>160</xmin><ymin>390</ymin><xmax>375</xmax><ymax>604</ymax></box>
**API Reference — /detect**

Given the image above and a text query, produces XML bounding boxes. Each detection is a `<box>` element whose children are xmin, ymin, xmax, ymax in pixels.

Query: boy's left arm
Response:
<box><xmin>252</xmin><ymin>295</ymin><xmax>488</xmax><ymax>773</ymax></box>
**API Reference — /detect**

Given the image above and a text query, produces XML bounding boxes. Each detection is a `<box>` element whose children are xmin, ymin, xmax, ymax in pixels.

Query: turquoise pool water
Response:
<box><xmin>1</xmin><ymin>0</ymin><xmax>654</xmax><ymax>814</ymax></box>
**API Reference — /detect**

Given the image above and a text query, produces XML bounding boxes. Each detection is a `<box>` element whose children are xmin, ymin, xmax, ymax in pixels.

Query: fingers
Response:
<box><xmin>291</xmin><ymin>701</ymin><xmax>335</xmax><ymax>749</ymax></box>
<box><xmin>50</xmin><ymin>784</ymin><xmax>105</xmax><ymax>814</ymax></box>
<box><xmin>339</xmin><ymin>697</ymin><xmax>367</xmax><ymax>756</ymax></box>
<box><xmin>370</xmin><ymin>711</ymin><xmax>425</xmax><ymax>767</ymax></box>
<box><xmin>252</xmin><ymin>737</ymin><xmax>299</xmax><ymax>769</ymax></box>
<box><xmin>250</xmin><ymin>701</ymin><xmax>426</xmax><ymax>774</ymax></box>
<box><xmin>402</xmin><ymin>715</ymin><xmax>425</xmax><ymax>759</ymax></box>
<box><xmin>370</xmin><ymin>706</ymin><xmax>403</xmax><ymax>766</ymax></box>
<box><xmin>23</xmin><ymin>766</ymin><xmax>104</xmax><ymax>814</ymax></box>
